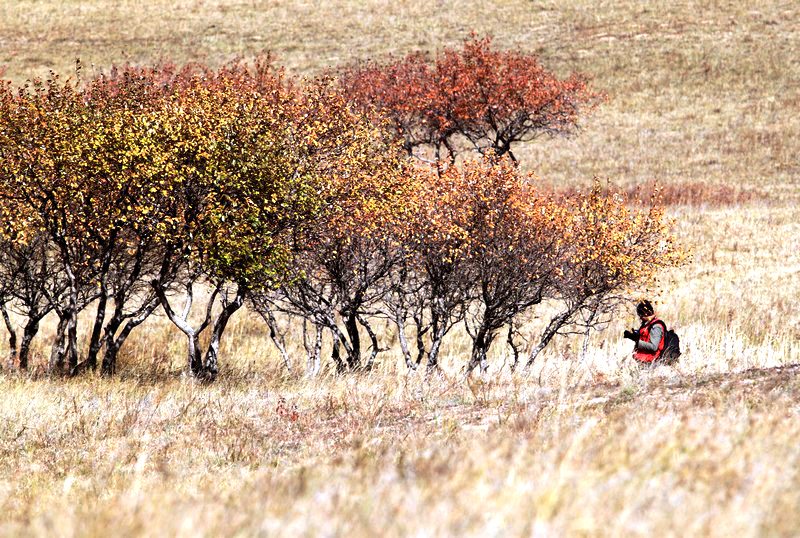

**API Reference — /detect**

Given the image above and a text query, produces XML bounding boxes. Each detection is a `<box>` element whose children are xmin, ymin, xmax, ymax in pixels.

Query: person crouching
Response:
<box><xmin>623</xmin><ymin>300</ymin><xmax>665</xmax><ymax>364</ymax></box>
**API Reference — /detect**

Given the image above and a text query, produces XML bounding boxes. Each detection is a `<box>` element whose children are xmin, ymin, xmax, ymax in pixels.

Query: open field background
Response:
<box><xmin>1</xmin><ymin>0</ymin><xmax>799</xmax><ymax>536</ymax></box>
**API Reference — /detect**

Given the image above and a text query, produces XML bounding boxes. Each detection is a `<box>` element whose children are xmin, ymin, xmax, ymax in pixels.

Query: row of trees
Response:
<box><xmin>0</xmin><ymin>37</ymin><xmax>681</xmax><ymax>379</ymax></box>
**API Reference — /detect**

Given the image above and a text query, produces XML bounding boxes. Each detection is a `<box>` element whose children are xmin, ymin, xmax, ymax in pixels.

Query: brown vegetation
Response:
<box><xmin>556</xmin><ymin>180</ymin><xmax>766</xmax><ymax>208</ymax></box>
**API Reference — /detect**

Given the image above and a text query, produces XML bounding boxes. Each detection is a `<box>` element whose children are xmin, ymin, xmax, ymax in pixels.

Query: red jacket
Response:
<box><xmin>633</xmin><ymin>318</ymin><xmax>665</xmax><ymax>363</ymax></box>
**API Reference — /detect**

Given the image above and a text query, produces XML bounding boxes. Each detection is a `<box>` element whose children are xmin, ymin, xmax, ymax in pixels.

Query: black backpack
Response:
<box><xmin>653</xmin><ymin>320</ymin><xmax>681</xmax><ymax>363</ymax></box>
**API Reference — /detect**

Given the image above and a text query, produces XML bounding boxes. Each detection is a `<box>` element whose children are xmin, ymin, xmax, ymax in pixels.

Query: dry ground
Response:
<box><xmin>0</xmin><ymin>0</ymin><xmax>799</xmax><ymax>536</ymax></box>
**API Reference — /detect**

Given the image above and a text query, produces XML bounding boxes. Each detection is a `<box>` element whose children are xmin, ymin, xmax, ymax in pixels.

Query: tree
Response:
<box><xmin>0</xmin><ymin>73</ymin><xmax>118</xmax><ymax>374</ymax></box>
<box><xmin>0</xmin><ymin>64</ymin><xmax>193</xmax><ymax>375</ymax></box>
<box><xmin>0</xmin><ymin>232</ymin><xmax>67</xmax><ymax>370</ymax></box>
<box><xmin>394</xmin><ymin>163</ymin><xmax>478</xmax><ymax>373</ymax></box>
<box><xmin>249</xmin><ymin>81</ymin><xmax>413</xmax><ymax>373</ymax></box>
<box><xmin>524</xmin><ymin>183</ymin><xmax>685</xmax><ymax>368</ymax></box>
<box><xmin>457</xmin><ymin>158</ymin><xmax>569</xmax><ymax>374</ymax></box>
<box><xmin>0</xmin><ymin>58</ymin><xmax>303</xmax><ymax>378</ymax></box>
<box><xmin>0</xmin><ymin>53</ymin><xmax>678</xmax><ymax>380</ymax></box>
<box><xmin>339</xmin><ymin>35</ymin><xmax>601</xmax><ymax>169</ymax></box>
<box><xmin>144</xmin><ymin>60</ymin><xmax>306</xmax><ymax>381</ymax></box>
<box><xmin>392</xmin><ymin>157</ymin><xmax>566</xmax><ymax>375</ymax></box>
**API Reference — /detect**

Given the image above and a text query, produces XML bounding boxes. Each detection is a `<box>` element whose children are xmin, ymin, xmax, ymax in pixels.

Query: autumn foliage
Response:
<box><xmin>0</xmin><ymin>59</ymin><xmax>407</xmax><ymax>379</ymax></box>
<box><xmin>339</xmin><ymin>35</ymin><xmax>602</xmax><ymax>167</ymax></box>
<box><xmin>0</xmin><ymin>41</ymin><xmax>681</xmax><ymax>380</ymax></box>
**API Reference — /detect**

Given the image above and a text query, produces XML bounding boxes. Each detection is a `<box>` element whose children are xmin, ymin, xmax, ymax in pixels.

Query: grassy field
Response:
<box><xmin>0</xmin><ymin>0</ymin><xmax>799</xmax><ymax>536</ymax></box>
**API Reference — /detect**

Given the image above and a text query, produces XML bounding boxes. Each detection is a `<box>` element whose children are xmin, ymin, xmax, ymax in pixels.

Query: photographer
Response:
<box><xmin>623</xmin><ymin>300</ymin><xmax>665</xmax><ymax>363</ymax></box>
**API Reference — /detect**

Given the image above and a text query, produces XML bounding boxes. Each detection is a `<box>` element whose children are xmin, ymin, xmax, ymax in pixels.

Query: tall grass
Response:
<box><xmin>1</xmin><ymin>365</ymin><xmax>799</xmax><ymax>536</ymax></box>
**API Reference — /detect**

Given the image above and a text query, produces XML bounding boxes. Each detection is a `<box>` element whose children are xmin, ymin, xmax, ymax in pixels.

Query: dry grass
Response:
<box><xmin>1</xmin><ymin>0</ymin><xmax>799</xmax><ymax>536</ymax></box>
<box><xmin>0</xmin><ymin>366</ymin><xmax>799</xmax><ymax>536</ymax></box>
<box><xmin>555</xmin><ymin>180</ymin><xmax>767</xmax><ymax>208</ymax></box>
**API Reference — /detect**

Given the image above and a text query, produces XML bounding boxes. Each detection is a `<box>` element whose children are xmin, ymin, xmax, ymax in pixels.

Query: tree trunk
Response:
<box><xmin>261</xmin><ymin>308</ymin><xmax>292</xmax><ymax>372</ymax></box>
<box><xmin>358</xmin><ymin>315</ymin><xmax>380</xmax><ymax>370</ymax></box>
<box><xmin>85</xmin><ymin>291</ymin><xmax>108</xmax><ymax>371</ymax></box>
<box><xmin>508</xmin><ymin>324</ymin><xmax>521</xmax><ymax>372</ymax></box>
<box><xmin>525</xmin><ymin>311</ymin><xmax>572</xmax><ymax>368</ymax></box>
<box><xmin>426</xmin><ymin>321</ymin><xmax>448</xmax><ymax>375</ymax></box>
<box><xmin>19</xmin><ymin>317</ymin><xmax>43</xmax><ymax>371</ymax></box>
<box><xmin>188</xmin><ymin>333</ymin><xmax>203</xmax><ymax>377</ymax></box>
<box><xmin>51</xmin><ymin>233</ymin><xmax>80</xmax><ymax>375</ymax></box>
<box><xmin>152</xmin><ymin>279</ymin><xmax>209</xmax><ymax>378</ymax></box>
<box><xmin>331</xmin><ymin>339</ymin><xmax>344</xmax><ymax>372</ymax></box>
<box><xmin>49</xmin><ymin>315</ymin><xmax>68</xmax><ymax>374</ymax></box>
<box><xmin>66</xmin><ymin>309</ymin><xmax>79</xmax><ymax>375</ymax></box>
<box><xmin>580</xmin><ymin>306</ymin><xmax>599</xmax><ymax>362</ymax></box>
<box><xmin>395</xmin><ymin>313</ymin><xmax>415</xmax><ymax>370</ymax></box>
<box><xmin>102</xmin><ymin>338</ymin><xmax>122</xmax><ymax>376</ymax></box>
<box><xmin>467</xmin><ymin>328</ymin><xmax>494</xmax><ymax>374</ymax></box>
<box><xmin>304</xmin><ymin>322</ymin><xmax>323</xmax><ymax>377</ymax></box>
<box><xmin>327</xmin><ymin>322</ymin><xmax>354</xmax><ymax>372</ymax></box>
<box><xmin>1</xmin><ymin>304</ymin><xmax>17</xmax><ymax>368</ymax></box>
<box><xmin>344</xmin><ymin>310</ymin><xmax>361</xmax><ymax>369</ymax></box>
<box><xmin>86</xmin><ymin>245</ymin><xmax>115</xmax><ymax>371</ymax></box>
<box><xmin>414</xmin><ymin>314</ymin><xmax>427</xmax><ymax>368</ymax></box>
<box><xmin>63</xmin><ymin>263</ymin><xmax>80</xmax><ymax>374</ymax></box>
<box><xmin>100</xmin><ymin>241</ymin><xmax>151</xmax><ymax>376</ymax></box>
<box><xmin>100</xmin><ymin>299</ymin><xmax>159</xmax><ymax>376</ymax></box>
<box><xmin>201</xmin><ymin>288</ymin><xmax>245</xmax><ymax>381</ymax></box>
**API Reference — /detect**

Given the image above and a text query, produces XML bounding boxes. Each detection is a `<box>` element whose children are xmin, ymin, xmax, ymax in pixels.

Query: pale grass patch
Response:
<box><xmin>1</xmin><ymin>357</ymin><xmax>799</xmax><ymax>535</ymax></box>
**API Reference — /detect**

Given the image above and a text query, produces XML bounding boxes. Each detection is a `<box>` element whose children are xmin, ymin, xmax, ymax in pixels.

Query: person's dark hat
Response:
<box><xmin>636</xmin><ymin>300</ymin><xmax>654</xmax><ymax>317</ymax></box>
